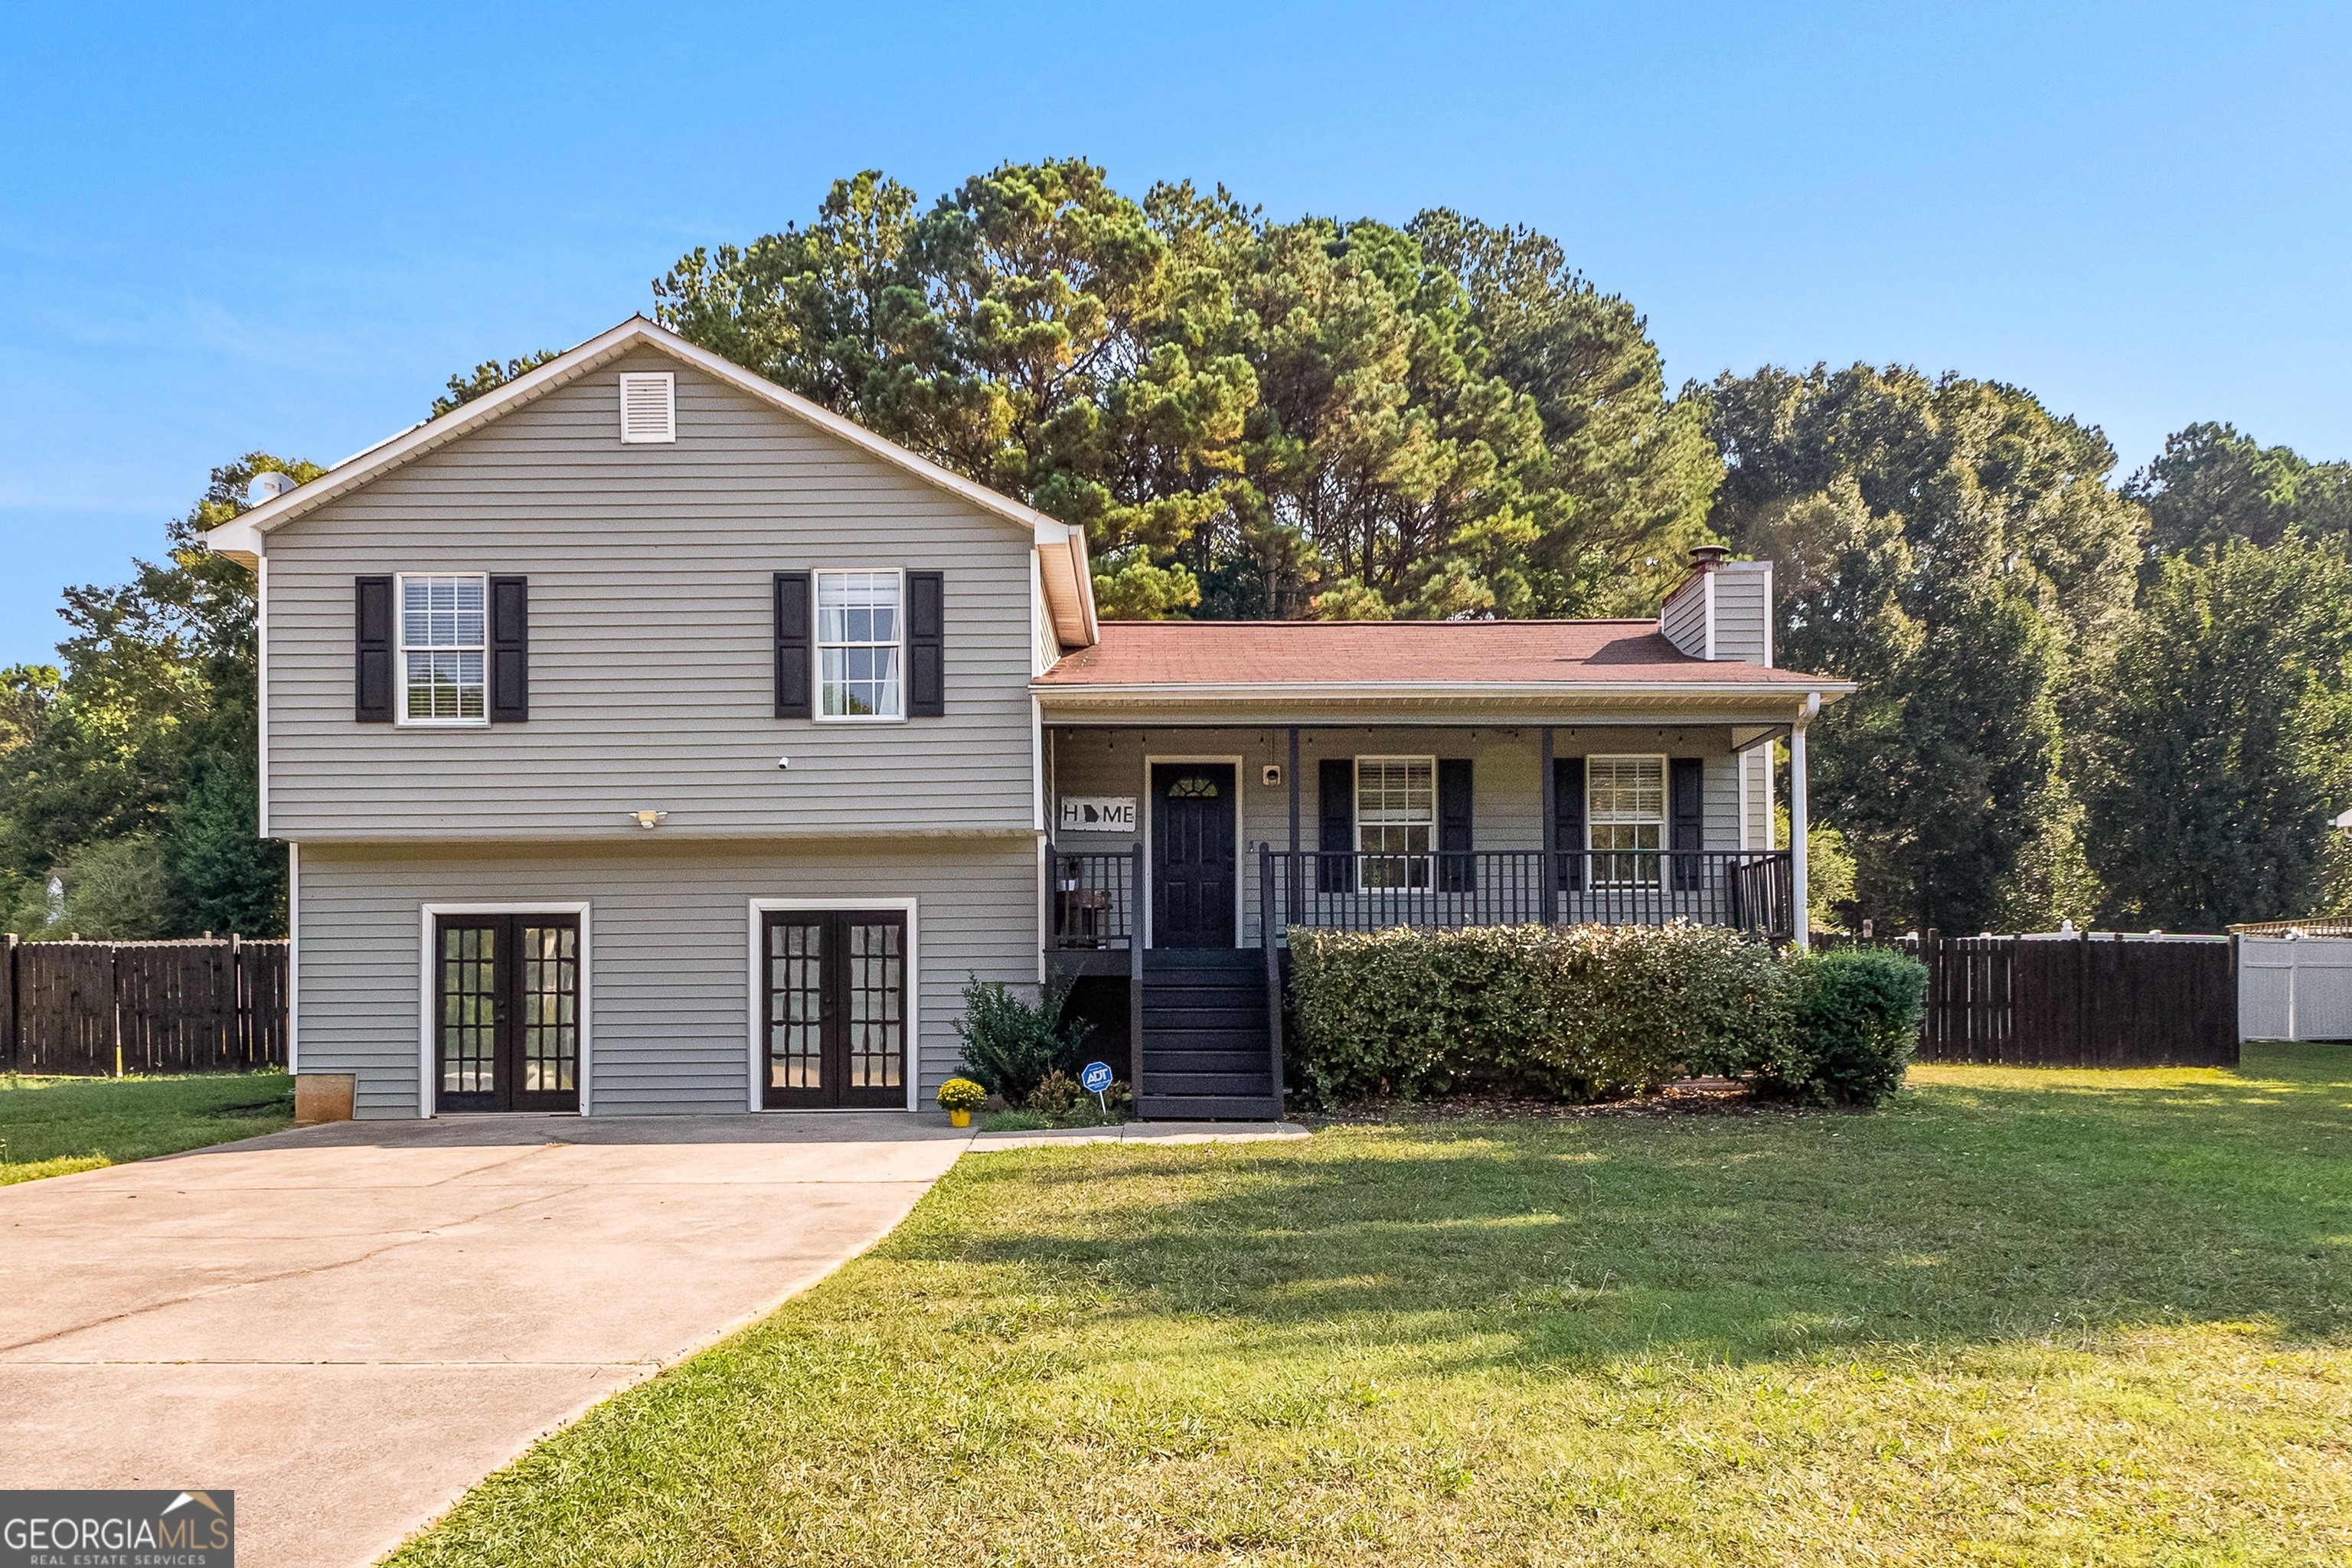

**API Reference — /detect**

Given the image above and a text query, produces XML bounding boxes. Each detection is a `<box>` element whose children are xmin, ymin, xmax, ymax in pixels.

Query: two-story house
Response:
<box><xmin>207</xmin><ymin>317</ymin><xmax>1851</xmax><ymax>1123</ymax></box>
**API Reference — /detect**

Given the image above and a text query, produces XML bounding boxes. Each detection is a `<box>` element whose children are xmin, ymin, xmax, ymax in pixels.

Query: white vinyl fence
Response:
<box><xmin>2238</xmin><ymin>936</ymin><xmax>2352</xmax><ymax>1041</ymax></box>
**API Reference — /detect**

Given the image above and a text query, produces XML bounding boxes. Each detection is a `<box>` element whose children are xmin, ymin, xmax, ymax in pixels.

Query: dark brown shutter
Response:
<box><xmin>906</xmin><ymin>570</ymin><xmax>944</xmax><ymax>717</ymax></box>
<box><xmin>1553</xmin><ymin>755</ymin><xmax>1586</xmax><ymax>891</ymax></box>
<box><xmin>1671</xmin><ymin>756</ymin><xmax>1704</xmax><ymax>891</ymax></box>
<box><xmin>1318</xmin><ymin>756</ymin><xmax>1356</xmax><ymax>893</ymax></box>
<box><xmin>354</xmin><ymin>576</ymin><xmax>394</xmax><ymax>722</ymax></box>
<box><xmin>773</xmin><ymin>571</ymin><xmax>812</xmax><ymax>719</ymax></box>
<box><xmin>489</xmin><ymin>575</ymin><xmax>528</xmax><ymax>722</ymax></box>
<box><xmin>1437</xmin><ymin>758</ymin><xmax>1475</xmax><ymax>893</ymax></box>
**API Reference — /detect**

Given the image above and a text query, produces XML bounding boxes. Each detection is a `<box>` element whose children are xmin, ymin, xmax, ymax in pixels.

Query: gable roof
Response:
<box><xmin>202</xmin><ymin>315</ymin><xmax>1099</xmax><ymax>647</ymax></box>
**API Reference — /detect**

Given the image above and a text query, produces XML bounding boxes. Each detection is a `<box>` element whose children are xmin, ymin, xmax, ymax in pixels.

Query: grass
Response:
<box><xmin>397</xmin><ymin>1044</ymin><xmax>2352</xmax><ymax>1566</ymax></box>
<box><xmin>0</xmin><ymin>1070</ymin><xmax>293</xmax><ymax>1184</ymax></box>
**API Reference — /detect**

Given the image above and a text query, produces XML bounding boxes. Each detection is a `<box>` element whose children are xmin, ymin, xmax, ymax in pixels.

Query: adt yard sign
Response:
<box><xmin>1080</xmin><ymin>1061</ymin><xmax>1115</xmax><ymax>1094</ymax></box>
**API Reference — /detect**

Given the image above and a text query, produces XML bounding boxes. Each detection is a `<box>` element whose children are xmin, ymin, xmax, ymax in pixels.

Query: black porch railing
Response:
<box><xmin>1262</xmin><ymin>848</ymin><xmax>1795</xmax><ymax>940</ymax></box>
<box><xmin>1050</xmin><ymin>849</ymin><xmax>1141</xmax><ymax>950</ymax></box>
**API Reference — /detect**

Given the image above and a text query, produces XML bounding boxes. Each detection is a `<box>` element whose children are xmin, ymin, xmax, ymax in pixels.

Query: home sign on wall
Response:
<box><xmin>1057</xmin><ymin>795</ymin><xmax>1137</xmax><ymax>832</ymax></box>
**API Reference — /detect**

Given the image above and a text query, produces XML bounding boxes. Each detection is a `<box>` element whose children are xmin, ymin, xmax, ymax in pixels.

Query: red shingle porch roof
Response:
<box><xmin>1037</xmin><ymin>619</ymin><xmax>1842</xmax><ymax>690</ymax></box>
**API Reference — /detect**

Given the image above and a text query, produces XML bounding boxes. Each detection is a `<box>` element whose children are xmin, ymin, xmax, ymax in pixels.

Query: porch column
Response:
<box><xmin>1791</xmin><ymin>691</ymin><xmax>1819</xmax><ymax>948</ymax></box>
<box><xmin>1540</xmin><ymin>727</ymin><xmax>1557</xmax><ymax>925</ymax></box>
<box><xmin>1287</xmin><ymin>727</ymin><xmax>1300</xmax><ymax>852</ymax></box>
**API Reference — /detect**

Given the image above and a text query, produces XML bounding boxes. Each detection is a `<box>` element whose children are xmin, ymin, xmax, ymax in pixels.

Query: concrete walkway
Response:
<box><xmin>0</xmin><ymin>1112</ymin><xmax>1300</xmax><ymax>1566</ymax></box>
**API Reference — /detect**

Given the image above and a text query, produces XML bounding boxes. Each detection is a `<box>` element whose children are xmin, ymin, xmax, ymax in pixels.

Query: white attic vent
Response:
<box><xmin>618</xmin><ymin>372</ymin><xmax>676</xmax><ymax>444</ymax></box>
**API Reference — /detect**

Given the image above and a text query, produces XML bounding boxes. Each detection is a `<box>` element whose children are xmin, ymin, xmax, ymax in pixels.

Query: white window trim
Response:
<box><xmin>1354</xmin><ymin>754</ymin><xmax>1438</xmax><ymax>888</ymax></box>
<box><xmin>1585</xmin><ymin>753</ymin><xmax>1669</xmax><ymax>884</ymax></box>
<box><xmin>416</xmin><ymin>901</ymin><xmax>593</xmax><ymax>1119</ymax></box>
<box><xmin>1353</xmin><ymin>754</ymin><xmax>1439</xmax><ymax>855</ymax></box>
<box><xmin>812</xmin><ymin>567</ymin><xmax>909</xmax><ymax>724</ymax></box>
<box><xmin>618</xmin><ymin>371</ymin><xmax>676</xmax><ymax>444</ymax></box>
<box><xmin>1140</xmin><ymin>754</ymin><xmax>1246</xmax><ymax>949</ymax></box>
<box><xmin>745</xmin><ymin>897</ymin><xmax>920</xmax><ymax>1113</ymax></box>
<box><xmin>394</xmin><ymin>570</ymin><xmax>491</xmax><ymax>728</ymax></box>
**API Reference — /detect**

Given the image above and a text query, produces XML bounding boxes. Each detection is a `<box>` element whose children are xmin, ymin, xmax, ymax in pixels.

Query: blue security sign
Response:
<box><xmin>1080</xmin><ymin>1060</ymin><xmax>1115</xmax><ymax>1093</ymax></box>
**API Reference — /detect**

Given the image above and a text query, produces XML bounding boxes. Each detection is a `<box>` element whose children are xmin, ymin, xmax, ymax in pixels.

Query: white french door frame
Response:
<box><xmin>745</xmin><ymin>897</ymin><xmax>921</xmax><ymax>1113</ymax></box>
<box><xmin>417</xmin><ymin>901</ymin><xmax>594</xmax><ymax>1119</ymax></box>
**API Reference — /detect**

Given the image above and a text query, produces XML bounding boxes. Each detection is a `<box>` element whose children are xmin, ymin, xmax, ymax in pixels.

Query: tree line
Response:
<box><xmin>3</xmin><ymin>158</ymin><xmax>2344</xmax><ymax>938</ymax></box>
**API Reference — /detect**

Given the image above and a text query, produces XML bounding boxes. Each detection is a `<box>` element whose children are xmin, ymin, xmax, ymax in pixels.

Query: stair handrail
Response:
<box><xmin>1260</xmin><ymin>842</ymin><xmax>1285</xmax><ymax>1122</ymax></box>
<box><xmin>1129</xmin><ymin>841</ymin><xmax>1145</xmax><ymax>1107</ymax></box>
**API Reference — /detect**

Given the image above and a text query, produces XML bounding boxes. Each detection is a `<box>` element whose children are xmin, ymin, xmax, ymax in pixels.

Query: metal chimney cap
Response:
<box><xmin>246</xmin><ymin>472</ymin><xmax>298</xmax><ymax>507</ymax></box>
<box><xmin>1689</xmin><ymin>544</ymin><xmax>1730</xmax><ymax>570</ymax></box>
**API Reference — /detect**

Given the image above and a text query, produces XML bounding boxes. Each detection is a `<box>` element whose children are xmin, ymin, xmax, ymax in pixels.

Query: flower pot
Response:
<box><xmin>948</xmin><ymin>1109</ymin><xmax>972</xmax><ymax>1129</ymax></box>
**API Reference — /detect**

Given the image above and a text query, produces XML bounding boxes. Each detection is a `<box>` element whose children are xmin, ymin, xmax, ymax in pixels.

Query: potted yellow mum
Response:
<box><xmin>936</xmin><ymin>1077</ymin><xmax>988</xmax><ymax>1129</ymax></box>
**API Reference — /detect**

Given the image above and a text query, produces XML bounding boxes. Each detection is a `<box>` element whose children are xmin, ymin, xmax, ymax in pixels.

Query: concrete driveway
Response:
<box><xmin>0</xmin><ymin>1113</ymin><xmax>972</xmax><ymax>1566</ymax></box>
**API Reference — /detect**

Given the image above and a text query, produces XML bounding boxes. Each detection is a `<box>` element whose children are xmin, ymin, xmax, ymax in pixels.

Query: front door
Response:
<box><xmin>762</xmin><ymin>910</ymin><xmax>910</xmax><ymax>1109</ymax></box>
<box><xmin>434</xmin><ymin>913</ymin><xmax>580</xmax><ymax>1112</ymax></box>
<box><xmin>1152</xmin><ymin>762</ymin><xmax>1237</xmax><ymax>948</ymax></box>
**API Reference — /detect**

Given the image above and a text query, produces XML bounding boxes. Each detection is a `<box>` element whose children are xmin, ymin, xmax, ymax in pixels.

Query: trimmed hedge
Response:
<box><xmin>1289</xmin><ymin>923</ymin><xmax>1792</xmax><ymax>1104</ymax></box>
<box><xmin>1287</xmin><ymin>924</ymin><xmax>1926</xmax><ymax>1109</ymax></box>
<box><xmin>1765</xmin><ymin>946</ymin><xmax>1927</xmax><ymax>1106</ymax></box>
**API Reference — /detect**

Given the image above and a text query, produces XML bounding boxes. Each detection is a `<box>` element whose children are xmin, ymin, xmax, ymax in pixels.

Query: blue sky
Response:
<box><xmin>4</xmin><ymin>2</ymin><xmax>2347</xmax><ymax>665</ymax></box>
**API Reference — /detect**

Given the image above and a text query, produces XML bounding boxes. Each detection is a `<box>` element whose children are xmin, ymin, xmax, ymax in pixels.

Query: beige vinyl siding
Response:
<box><xmin>262</xmin><ymin>349</ymin><xmax>1036</xmax><ymax>841</ymax></box>
<box><xmin>1048</xmin><ymin>725</ymin><xmax>1747</xmax><ymax>946</ymax></box>
<box><xmin>1658</xmin><ymin>577</ymin><xmax>1709</xmax><ymax>658</ymax></box>
<box><xmin>1743</xmin><ymin>746</ymin><xmax>1775</xmax><ymax>848</ymax></box>
<box><xmin>298</xmin><ymin>838</ymin><xmax>1039</xmax><ymax>1118</ymax></box>
<box><xmin>1713</xmin><ymin>560</ymin><xmax>1773</xmax><ymax>665</ymax></box>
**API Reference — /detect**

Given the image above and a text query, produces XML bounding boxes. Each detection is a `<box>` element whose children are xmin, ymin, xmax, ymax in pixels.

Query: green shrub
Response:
<box><xmin>1024</xmin><ymin>1070</ymin><xmax>1132</xmax><ymax>1125</ymax></box>
<box><xmin>952</xmin><ymin>974</ymin><xmax>1092</xmax><ymax>1104</ymax></box>
<box><xmin>1288</xmin><ymin>923</ymin><xmax>1795</xmax><ymax>1105</ymax></box>
<box><xmin>1761</xmin><ymin>947</ymin><xmax>1927</xmax><ymax>1107</ymax></box>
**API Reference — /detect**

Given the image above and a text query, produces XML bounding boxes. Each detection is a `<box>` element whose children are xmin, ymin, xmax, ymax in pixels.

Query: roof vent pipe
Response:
<box><xmin>246</xmin><ymin>472</ymin><xmax>298</xmax><ymax>508</ymax></box>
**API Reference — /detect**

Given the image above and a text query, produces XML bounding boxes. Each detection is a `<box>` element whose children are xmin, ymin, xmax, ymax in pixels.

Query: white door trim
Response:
<box><xmin>746</xmin><ymin>897</ymin><xmax>921</xmax><ymax>1113</ymax></box>
<box><xmin>1140</xmin><ymin>753</ymin><xmax>1246</xmax><ymax>949</ymax></box>
<box><xmin>417</xmin><ymin>901</ymin><xmax>594</xmax><ymax>1119</ymax></box>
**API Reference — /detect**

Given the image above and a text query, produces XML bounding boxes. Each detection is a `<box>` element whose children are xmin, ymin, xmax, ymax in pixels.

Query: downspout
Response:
<box><xmin>1791</xmin><ymin>691</ymin><xmax>1820</xmax><ymax>948</ymax></box>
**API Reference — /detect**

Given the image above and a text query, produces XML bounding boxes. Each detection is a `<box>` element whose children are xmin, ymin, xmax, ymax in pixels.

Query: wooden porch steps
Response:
<box><xmin>1138</xmin><ymin>949</ymin><xmax>1282</xmax><ymax>1121</ymax></box>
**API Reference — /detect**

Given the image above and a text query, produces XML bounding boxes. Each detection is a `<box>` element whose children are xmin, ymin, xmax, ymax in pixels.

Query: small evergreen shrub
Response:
<box><xmin>952</xmin><ymin>974</ymin><xmax>1092</xmax><ymax>1105</ymax></box>
<box><xmin>1761</xmin><ymin>947</ymin><xmax>1927</xmax><ymax>1106</ymax></box>
<box><xmin>1289</xmin><ymin>923</ymin><xmax>1795</xmax><ymax>1105</ymax></box>
<box><xmin>1024</xmin><ymin>1070</ymin><xmax>1132</xmax><ymax>1125</ymax></box>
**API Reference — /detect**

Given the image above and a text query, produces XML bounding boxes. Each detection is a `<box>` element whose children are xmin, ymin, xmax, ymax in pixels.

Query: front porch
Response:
<box><xmin>1042</xmin><ymin>720</ymin><xmax>1807</xmax><ymax>964</ymax></box>
<box><xmin>1040</xmin><ymin>719</ymin><xmax>1811</xmax><ymax>1122</ymax></box>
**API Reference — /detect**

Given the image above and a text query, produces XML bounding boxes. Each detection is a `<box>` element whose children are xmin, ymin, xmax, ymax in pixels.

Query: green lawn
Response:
<box><xmin>0</xmin><ymin>1070</ymin><xmax>294</xmax><ymax>1184</ymax></box>
<box><xmin>398</xmin><ymin>1044</ymin><xmax>2351</xmax><ymax>1566</ymax></box>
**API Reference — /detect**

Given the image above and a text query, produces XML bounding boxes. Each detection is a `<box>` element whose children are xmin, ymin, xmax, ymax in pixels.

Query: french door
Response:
<box><xmin>762</xmin><ymin>910</ymin><xmax>910</xmax><ymax>1109</ymax></box>
<box><xmin>434</xmin><ymin>913</ymin><xmax>581</xmax><ymax>1112</ymax></box>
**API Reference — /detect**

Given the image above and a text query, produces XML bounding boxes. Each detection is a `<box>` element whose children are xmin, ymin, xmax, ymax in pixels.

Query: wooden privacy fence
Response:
<box><xmin>1</xmin><ymin>935</ymin><xmax>289</xmax><ymax>1076</ymax></box>
<box><xmin>1828</xmin><ymin>929</ymin><xmax>2238</xmax><ymax>1068</ymax></box>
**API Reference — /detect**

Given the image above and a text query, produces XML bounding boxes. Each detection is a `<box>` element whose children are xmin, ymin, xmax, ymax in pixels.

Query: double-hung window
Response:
<box><xmin>816</xmin><ymin>570</ymin><xmax>903</xmax><ymax>720</ymax></box>
<box><xmin>1588</xmin><ymin>755</ymin><xmax>1665</xmax><ymax>884</ymax></box>
<box><xmin>1357</xmin><ymin>756</ymin><xmax>1435</xmax><ymax>889</ymax></box>
<box><xmin>399</xmin><ymin>573</ymin><xmax>487</xmax><ymax>724</ymax></box>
